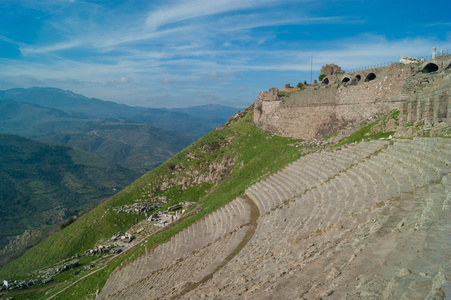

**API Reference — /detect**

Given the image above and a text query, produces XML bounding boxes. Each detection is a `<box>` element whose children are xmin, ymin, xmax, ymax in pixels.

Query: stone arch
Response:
<box><xmin>354</xmin><ymin>75</ymin><xmax>361</xmax><ymax>81</ymax></box>
<box><xmin>341</xmin><ymin>77</ymin><xmax>350</xmax><ymax>83</ymax></box>
<box><xmin>322</xmin><ymin>78</ymin><xmax>329</xmax><ymax>85</ymax></box>
<box><xmin>422</xmin><ymin>63</ymin><xmax>439</xmax><ymax>73</ymax></box>
<box><xmin>445</xmin><ymin>62</ymin><xmax>451</xmax><ymax>70</ymax></box>
<box><xmin>365</xmin><ymin>73</ymin><xmax>376</xmax><ymax>82</ymax></box>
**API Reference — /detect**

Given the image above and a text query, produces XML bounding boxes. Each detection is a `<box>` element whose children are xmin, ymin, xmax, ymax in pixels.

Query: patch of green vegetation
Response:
<box><xmin>334</xmin><ymin>118</ymin><xmax>382</xmax><ymax>147</ymax></box>
<box><xmin>323</xmin><ymin>132</ymin><xmax>338</xmax><ymax>140</ymax></box>
<box><xmin>278</xmin><ymin>91</ymin><xmax>288</xmax><ymax>96</ymax></box>
<box><xmin>387</xmin><ymin>109</ymin><xmax>399</xmax><ymax>121</ymax></box>
<box><xmin>333</xmin><ymin>110</ymin><xmax>399</xmax><ymax>147</ymax></box>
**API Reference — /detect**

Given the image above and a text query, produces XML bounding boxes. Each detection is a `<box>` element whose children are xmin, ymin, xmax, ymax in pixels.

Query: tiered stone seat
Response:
<box><xmin>245</xmin><ymin>141</ymin><xmax>389</xmax><ymax>215</ymax></box>
<box><xmin>99</xmin><ymin>138</ymin><xmax>449</xmax><ymax>300</ymax></box>
<box><xmin>185</xmin><ymin>138</ymin><xmax>450</xmax><ymax>300</ymax></box>
<box><xmin>97</xmin><ymin>197</ymin><xmax>252</xmax><ymax>299</ymax></box>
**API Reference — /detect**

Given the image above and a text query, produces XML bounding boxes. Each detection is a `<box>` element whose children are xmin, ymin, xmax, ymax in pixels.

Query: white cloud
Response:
<box><xmin>145</xmin><ymin>0</ymin><xmax>283</xmax><ymax>30</ymax></box>
<box><xmin>20</xmin><ymin>40</ymin><xmax>81</xmax><ymax>55</ymax></box>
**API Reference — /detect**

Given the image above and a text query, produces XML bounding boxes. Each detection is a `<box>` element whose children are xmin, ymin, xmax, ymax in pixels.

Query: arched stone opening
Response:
<box><xmin>365</xmin><ymin>73</ymin><xmax>376</xmax><ymax>82</ymax></box>
<box><xmin>422</xmin><ymin>63</ymin><xmax>439</xmax><ymax>73</ymax></box>
<box><xmin>322</xmin><ymin>78</ymin><xmax>329</xmax><ymax>85</ymax></box>
<box><xmin>341</xmin><ymin>77</ymin><xmax>350</xmax><ymax>83</ymax></box>
<box><xmin>354</xmin><ymin>75</ymin><xmax>361</xmax><ymax>81</ymax></box>
<box><xmin>445</xmin><ymin>63</ymin><xmax>451</xmax><ymax>70</ymax></box>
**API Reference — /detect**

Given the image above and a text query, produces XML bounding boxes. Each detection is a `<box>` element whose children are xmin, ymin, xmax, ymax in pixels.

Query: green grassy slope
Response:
<box><xmin>0</xmin><ymin>108</ymin><xmax>306</xmax><ymax>299</ymax></box>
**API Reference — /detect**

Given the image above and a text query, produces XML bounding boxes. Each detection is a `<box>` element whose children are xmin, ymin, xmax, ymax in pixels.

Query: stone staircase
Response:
<box><xmin>97</xmin><ymin>137</ymin><xmax>450</xmax><ymax>300</ymax></box>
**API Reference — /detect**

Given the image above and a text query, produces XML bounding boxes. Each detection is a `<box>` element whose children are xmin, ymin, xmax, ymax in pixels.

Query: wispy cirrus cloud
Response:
<box><xmin>145</xmin><ymin>0</ymin><xmax>291</xmax><ymax>30</ymax></box>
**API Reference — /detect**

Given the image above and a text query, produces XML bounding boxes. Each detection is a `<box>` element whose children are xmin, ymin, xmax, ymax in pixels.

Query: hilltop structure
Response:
<box><xmin>254</xmin><ymin>54</ymin><xmax>451</xmax><ymax>140</ymax></box>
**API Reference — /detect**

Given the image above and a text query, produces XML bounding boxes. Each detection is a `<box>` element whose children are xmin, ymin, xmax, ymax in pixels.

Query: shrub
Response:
<box><xmin>167</xmin><ymin>163</ymin><xmax>176</xmax><ymax>172</ymax></box>
<box><xmin>60</xmin><ymin>216</ymin><xmax>77</xmax><ymax>230</ymax></box>
<box><xmin>319</xmin><ymin>74</ymin><xmax>327</xmax><ymax>81</ymax></box>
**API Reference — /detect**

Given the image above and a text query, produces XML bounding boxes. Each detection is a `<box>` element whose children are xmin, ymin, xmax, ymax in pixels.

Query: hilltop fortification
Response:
<box><xmin>254</xmin><ymin>55</ymin><xmax>451</xmax><ymax>139</ymax></box>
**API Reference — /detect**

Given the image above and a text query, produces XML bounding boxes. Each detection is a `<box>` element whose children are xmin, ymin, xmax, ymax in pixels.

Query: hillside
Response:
<box><xmin>0</xmin><ymin>99</ymin><xmax>97</xmax><ymax>138</ymax></box>
<box><xmin>0</xmin><ymin>57</ymin><xmax>450</xmax><ymax>300</ymax></box>
<box><xmin>0</xmin><ymin>134</ymin><xmax>139</xmax><ymax>267</ymax></box>
<box><xmin>0</xmin><ymin>107</ymin><xmax>304</xmax><ymax>294</ymax></box>
<box><xmin>130</xmin><ymin>108</ymin><xmax>228</xmax><ymax>136</ymax></box>
<box><xmin>168</xmin><ymin>103</ymin><xmax>242</xmax><ymax>122</ymax></box>
<box><xmin>44</xmin><ymin>118</ymin><xmax>198</xmax><ymax>173</ymax></box>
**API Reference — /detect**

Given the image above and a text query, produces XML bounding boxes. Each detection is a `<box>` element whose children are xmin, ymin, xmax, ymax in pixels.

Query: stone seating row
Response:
<box><xmin>187</xmin><ymin>138</ymin><xmax>450</xmax><ymax>299</ymax></box>
<box><xmin>245</xmin><ymin>140</ymin><xmax>390</xmax><ymax>214</ymax></box>
<box><xmin>98</xmin><ymin>197</ymin><xmax>251</xmax><ymax>298</ymax></box>
<box><xmin>190</xmin><ymin>138</ymin><xmax>449</xmax><ymax>299</ymax></box>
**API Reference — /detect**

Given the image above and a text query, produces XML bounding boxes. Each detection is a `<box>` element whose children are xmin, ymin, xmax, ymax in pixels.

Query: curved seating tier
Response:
<box><xmin>97</xmin><ymin>197</ymin><xmax>251</xmax><ymax>299</ymax></box>
<box><xmin>186</xmin><ymin>138</ymin><xmax>451</xmax><ymax>299</ymax></box>
<box><xmin>98</xmin><ymin>138</ymin><xmax>451</xmax><ymax>300</ymax></box>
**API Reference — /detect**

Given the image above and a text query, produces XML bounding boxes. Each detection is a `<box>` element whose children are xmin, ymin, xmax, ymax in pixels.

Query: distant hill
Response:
<box><xmin>130</xmin><ymin>108</ymin><xmax>225</xmax><ymax>136</ymax></box>
<box><xmin>0</xmin><ymin>133</ymin><xmax>140</xmax><ymax>264</ymax></box>
<box><xmin>130</xmin><ymin>104</ymin><xmax>242</xmax><ymax>136</ymax></box>
<box><xmin>169</xmin><ymin>104</ymin><xmax>242</xmax><ymax>120</ymax></box>
<box><xmin>0</xmin><ymin>87</ymin><xmax>147</xmax><ymax>118</ymax></box>
<box><xmin>45</xmin><ymin>118</ymin><xmax>198</xmax><ymax>173</ymax></box>
<box><xmin>0</xmin><ymin>99</ymin><xmax>98</xmax><ymax>138</ymax></box>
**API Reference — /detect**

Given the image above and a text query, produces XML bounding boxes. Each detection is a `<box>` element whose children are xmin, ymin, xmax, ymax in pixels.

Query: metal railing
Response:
<box><xmin>344</xmin><ymin>49</ymin><xmax>451</xmax><ymax>74</ymax></box>
<box><xmin>345</xmin><ymin>61</ymin><xmax>394</xmax><ymax>73</ymax></box>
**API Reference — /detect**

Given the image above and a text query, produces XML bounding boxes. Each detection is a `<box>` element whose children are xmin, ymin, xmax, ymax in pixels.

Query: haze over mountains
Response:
<box><xmin>0</xmin><ymin>87</ymin><xmax>241</xmax><ymax>173</ymax></box>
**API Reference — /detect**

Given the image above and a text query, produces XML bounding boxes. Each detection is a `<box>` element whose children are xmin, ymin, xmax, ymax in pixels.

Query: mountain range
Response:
<box><xmin>0</xmin><ymin>87</ymin><xmax>241</xmax><ymax>172</ymax></box>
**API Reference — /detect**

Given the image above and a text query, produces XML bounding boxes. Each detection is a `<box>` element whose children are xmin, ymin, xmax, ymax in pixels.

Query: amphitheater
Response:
<box><xmin>97</xmin><ymin>56</ymin><xmax>451</xmax><ymax>299</ymax></box>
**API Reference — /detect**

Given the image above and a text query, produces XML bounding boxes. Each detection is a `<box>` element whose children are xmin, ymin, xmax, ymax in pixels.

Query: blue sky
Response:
<box><xmin>0</xmin><ymin>0</ymin><xmax>450</xmax><ymax>108</ymax></box>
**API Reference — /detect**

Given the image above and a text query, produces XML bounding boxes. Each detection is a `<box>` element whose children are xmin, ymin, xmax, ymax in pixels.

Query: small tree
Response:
<box><xmin>303</xmin><ymin>80</ymin><xmax>309</xmax><ymax>86</ymax></box>
<box><xmin>296</xmin><ymin>82</ymin><xmax>304</xmax><ymax>88</ymax></box>
<box><xmin>167</xmin><ymin>163</ymin><xmax>176</xmax><ymax>172</ymax></box>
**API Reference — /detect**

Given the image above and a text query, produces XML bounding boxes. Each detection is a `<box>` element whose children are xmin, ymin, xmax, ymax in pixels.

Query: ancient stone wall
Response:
<box><xmin>254</xmin><ymin>56</ymin><xmax>451</xmax><ymax>139</ymax></box>
<box><xmin>400</xmin><ymin>72</ymin><xmax>451</xmax><ymax>125</ymax></box>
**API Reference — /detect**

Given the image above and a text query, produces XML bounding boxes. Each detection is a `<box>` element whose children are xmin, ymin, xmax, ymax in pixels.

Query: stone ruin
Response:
<box><xmin>1</xmin><ymin>256</ymin><xmax>82</xmax><ymax>290</ymax></box>
<box><xmin>1</xmin><ymin>278</ymin><xmax>45</xmax><ymax>291</ymax></box>
<box><xmin>149</xmin><ymin>212</ymin><xmax>178</xmax><ymax>227</ymax></box>
<box><xmin>72</xmin><ymin>264</ymin><xmax>95</xmax><ymax>276</ymax></box>
<box><xmin>320</xmin><ymin>63</ymin><xmax>344</xmax><ymax>76</ymax></box>
<box><xmin>85</xmin><ymin>244</ymin><xmax>123</xmax><ymax>256</ymax></box>
<box><xmin>112</xmin><ymin>202</ymin><xmax>161</xmax><ymax>214</ymax></box>
<box><xmin>399</xmin><ymin>56</ymin><xmax>426</xmax><ymax>64</ymax></box>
